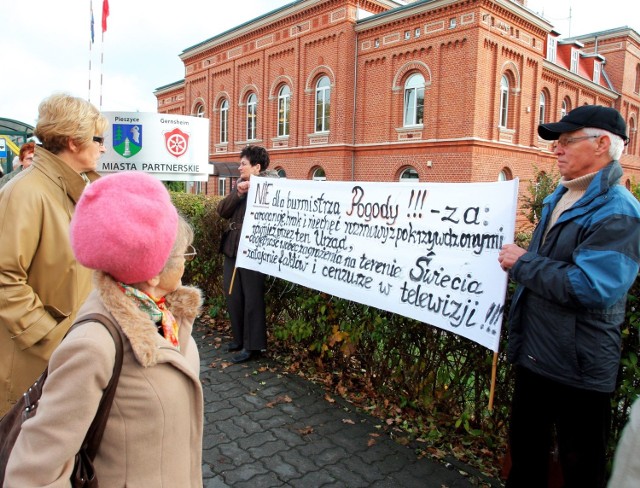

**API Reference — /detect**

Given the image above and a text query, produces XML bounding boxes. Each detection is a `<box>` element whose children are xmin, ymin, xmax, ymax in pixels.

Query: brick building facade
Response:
<box><xmin>154</xmin><ymin>0</ymin><xmax>640</xmax><ymax>209</ymax></box>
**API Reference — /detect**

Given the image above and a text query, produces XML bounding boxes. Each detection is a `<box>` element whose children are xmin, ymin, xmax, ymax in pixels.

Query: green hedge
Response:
<box><xmin>171</xmin><ymin>192</ymin><xmax>226</xmax><ymax>310</ymax></box>
<box><xmin>172</xmin><ymin>191</ymin><xmax>640</xmax><ymax>476</ymax></box>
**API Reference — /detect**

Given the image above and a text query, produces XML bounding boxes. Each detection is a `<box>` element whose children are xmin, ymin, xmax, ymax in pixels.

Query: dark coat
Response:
<box><xmin>216</xmin><ymin>171</ymin><xmax>279</xmax><ymax>259</ymax></box>
<box><xmin>216</xmin><ymin>180</ymin><xmax>247</xmax><ymax>259</ymax></box>
<box><xmin>507</xmin><ymin>160</ymin><xmax>640</xmax><ymax>392</ymax></box>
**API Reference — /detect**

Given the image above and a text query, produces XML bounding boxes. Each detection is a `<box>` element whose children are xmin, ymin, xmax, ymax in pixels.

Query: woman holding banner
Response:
<box><xmin>217</xmin><ymin>145</ymin><xmax>277</xmax><ymax>364</ymax></box>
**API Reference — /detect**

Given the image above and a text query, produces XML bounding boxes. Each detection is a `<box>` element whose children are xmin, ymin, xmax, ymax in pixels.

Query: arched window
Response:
<box><xmin>315</xmin><ymin>76</ymin><xmax>330</xmax><ymax>133</ymax></box>
<box><xmin>220</xmin><ymin>99</ymin><xmax>229</xmax><ymax>144</ymax></box>
<box><xmin>499</xmin><ymin>75</ymin><xmax>509</xmax><ymax>128</ymax></box>
<box><xmin>312</xmin><ymin>167</ymin><xmax>326</xmax><ymax>181</ymax></box>
<box><xmin>399</xmin><ymin>167</ymin><xmax>419</xmax><ymax>181</ymax></box>
<box><xmin>276</xmin><ymin>167</ymin><xmax>287</xmax><ymax>178</ymax></box>
<box><xmin>498</xmin><ymin>168</ymin><xmax>512</xmax><ymax>181</ymax></box>
<box><xmin>628</xmin><ymin>117</ymin><xmax>636</xmax><ymax>156</ymax></box>
<box><xmin>246</xmin><ymin>93</ymin><xmax>257</xmax><ymax>141</ymax></box>
<box><xmin>539</xmin><ymin>91</ymin><xmax>547</xmax><ymax>124</ymax></box>
<box><xmin>195</xmin><ymin>104</ymin><xmax>205</xmax><ymax>118</ymax></box>
<box><xmin>635</xmin><ymin>64</ymin><xmax>640</xmax><ymax>94</ymax></box>
<box><xmin>404</xmin><ymin>74</ymin><xmax>425</xmax><ymax>126</ymax></box>
<box><xmin>561</xmin><ymin>98</ymin><xmax>570</xmax><ymax>118</ymax></box>
<box><xmin>278</xmin><ymin>85</ymin><xmax>291</xmax><ymax>137</ymax></box>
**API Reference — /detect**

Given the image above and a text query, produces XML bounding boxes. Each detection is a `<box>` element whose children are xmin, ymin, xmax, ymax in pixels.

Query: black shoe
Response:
<box><xmin>224</xmin><ymin>342</ymin><xmax>242</xmax><ymax>353</ymax></box>
<box><xmin>230</xmin><ymin>349</ymin><xmax>259</xmax><ymax>364</ymax></box>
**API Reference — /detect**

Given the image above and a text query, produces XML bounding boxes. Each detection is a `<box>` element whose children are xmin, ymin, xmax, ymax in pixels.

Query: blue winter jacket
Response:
<box><xmin>507</xmin><ymin>160</ymin><xmax>640</xmax><ymax>392</ymax></box>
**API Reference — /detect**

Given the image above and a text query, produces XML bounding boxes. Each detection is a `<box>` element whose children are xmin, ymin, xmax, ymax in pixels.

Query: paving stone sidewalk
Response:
<box><xmin>196</xmin><ymin>321</ymin><xmax>502</xmax><ymax>488</ymax></box>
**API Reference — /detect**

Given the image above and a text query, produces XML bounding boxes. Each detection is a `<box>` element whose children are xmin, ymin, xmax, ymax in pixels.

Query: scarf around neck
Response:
<box><xmin>118</xmin><ymin>283</ymin><xmax>180</xmax><ymax>350</ymax></box>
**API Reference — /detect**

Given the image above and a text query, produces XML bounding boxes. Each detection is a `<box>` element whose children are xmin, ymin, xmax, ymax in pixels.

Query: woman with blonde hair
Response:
<box><xmin>0</xmin><ymin>93</ymin><xmax>108</xmax><ymax>416</ymax></box>
<box><xmin>5</xmin><ymin>171</ymin><xmax>204</xmax><ymax>486</ymax></box>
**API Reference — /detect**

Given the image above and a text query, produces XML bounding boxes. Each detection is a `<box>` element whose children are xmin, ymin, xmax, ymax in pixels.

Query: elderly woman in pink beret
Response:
<box><xmin>5</xmin><ymin>171</ymin><xmax>204</xmax><ymax>487</ymax></box>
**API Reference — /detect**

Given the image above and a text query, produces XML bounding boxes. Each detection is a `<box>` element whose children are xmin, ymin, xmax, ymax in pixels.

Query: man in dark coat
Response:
<box><xmin>498</xmin><ymin>105</ymin><xmax>640</xmax><ymax>487</ymax></box>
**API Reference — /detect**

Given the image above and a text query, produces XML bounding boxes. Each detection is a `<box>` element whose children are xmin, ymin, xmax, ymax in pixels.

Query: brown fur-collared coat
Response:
<box><xmin>5</xmin><ymin>272</ymin><xmax>204</xmax><ymax>487</ymax></box>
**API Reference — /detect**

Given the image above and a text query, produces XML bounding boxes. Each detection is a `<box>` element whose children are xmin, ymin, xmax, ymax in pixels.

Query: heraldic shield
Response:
<box><xmin>164</xmin><ymin>127</ymin><xmax>189</xmax><ymax>158</ymax></box>
<box><xmin>113</xmin><ymin>124</ymin><xmax>143</xmax><ymax>158</ymax></box>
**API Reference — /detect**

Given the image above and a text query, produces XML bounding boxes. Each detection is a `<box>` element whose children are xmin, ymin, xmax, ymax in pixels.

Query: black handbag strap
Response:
<box><xmin>71</xmin><ymin>313</ymin><xmax>125</xmax><ymax>460</ymax></box>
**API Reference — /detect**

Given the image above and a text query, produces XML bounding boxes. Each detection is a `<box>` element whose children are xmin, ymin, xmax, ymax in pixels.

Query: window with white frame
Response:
<box><xmin>246</xmin><ymin>93</ymin><xmax>257</xmax><ymax>141</ymax></box>
<box><xmin>561</xmin><ymin>98</ymin><xmax>571</xmax><ymax>118</ymax></box>
<box><xmin>220</xmin><ymin>99</ymin><xmax>228</xmax><ymax>143</ymax></box>
<box><xmin>315</xmin><ymin>76</ymin><xmax>330</xmax><ymax>133</ymax></box>
<box><xmin>186</xmin><ymin>181</ymin><xmax>203</xmax><ymax>194</ymax></box>
<box><xmin>499</xmin><ymin>75</ymin><xmax>509</xmax><ymax>128</ymax></box>
<box><xmin>593</xmin><ymin>62</ymin><xmax>601</xmax><ymax>84</ymax></box>
<box><xmin>403</xmin><ymin>73</ymin><xmax>425</xmax><ymax>126</ymax></box>
<box><xmin>195</xmin><ymin>104</ymin><xmax>205</xmax><ymax>117</ymax></box>
<box><xmin>546</xmin><ymin>36</ymin><xmax>557</xmax><ymax>63</ymax></box>
<box><xmin>312</xmin><ymin>167</ymin><xmax>326</xmax><ymax>181</ymax></box>
<box><xmin>539</xmin><ymin>91</ymin><xmax>546</xmax><ymax>124</ymax></box>
<box><xmin>399</xmin><ymin>167</ymin><xmax>419</xmax><ymax>181</ymax></box>
<box><xmin>570</xmin><ymin>49</ymin><xmax>579</xmax><ymax>73</ymax></box>
<box><xmin>628</xmin><ymin>117</ymin><xmax>636</xmax><ymax>155</ymax></box>
<box><xmin>218</xmin><ymin>177</ymin><xmax>226</xmax><ymax>196</ymax></box>
<box><xmin>498</xmin><ymin>168</ymin><xmax>512</xmax><ymax>181</ymax></box>
<box><xmin>277</xmin><ymin>85</ymin><xmax>291</xmax><ymax>137</ymax></box>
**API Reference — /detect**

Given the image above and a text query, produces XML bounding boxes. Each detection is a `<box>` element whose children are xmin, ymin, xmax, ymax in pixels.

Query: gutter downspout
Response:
<box><xmin>351</xmin><ymin>7</ymin><xmax>359</xmax><ymax>181</ymax></box>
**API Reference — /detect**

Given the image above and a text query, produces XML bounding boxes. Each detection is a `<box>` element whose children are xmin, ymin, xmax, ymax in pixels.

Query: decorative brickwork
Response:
<box><xmin>155</xmin><ymin>0</ymin><xmax>640</xmax><ymax>214</ymax></box>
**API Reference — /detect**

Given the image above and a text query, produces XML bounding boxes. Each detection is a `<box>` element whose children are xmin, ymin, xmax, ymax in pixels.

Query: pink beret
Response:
<box><xmin>70</xmin><ymin>171</ymin><xmax>178</xmax><ymax>284</ymax></box>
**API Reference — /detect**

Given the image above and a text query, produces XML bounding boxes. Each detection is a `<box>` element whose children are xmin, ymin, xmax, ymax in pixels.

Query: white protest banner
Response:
<box><xmin>236</xmin><ymin>178</ymin><xmax>519</xmax><ymax>352</ymax></box>
<box><xmin>99</xmin><ymin>112</ymin><xmax>212</xmax><ymax>181</ymax></box>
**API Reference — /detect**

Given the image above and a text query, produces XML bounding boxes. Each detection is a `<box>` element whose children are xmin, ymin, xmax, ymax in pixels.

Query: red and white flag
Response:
<box><xmin>102</xmin><ymin>0</ymin><xmax>109</xmax><ymax>33</ymax></box>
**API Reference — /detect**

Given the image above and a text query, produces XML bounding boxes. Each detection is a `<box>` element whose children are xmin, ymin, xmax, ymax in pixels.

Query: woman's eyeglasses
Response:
<box><xmin>182</xmin><ymin>245</ymin><xmax>197</xmax><ymax>262</ymax></box>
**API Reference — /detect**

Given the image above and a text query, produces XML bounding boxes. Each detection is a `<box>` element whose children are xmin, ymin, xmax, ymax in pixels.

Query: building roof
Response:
<box><xmin>211</xmin><ymin>162</ymin><xmax>240</xmax><ymax>177</ymax></box>
<box><xmin>154</xmin><ymin>79</ymin><xmax>185</xmax><ymax>95</ymax></box>
<box><xmin>179</xmin><ymin>0</ymin><xmax>404</xmax><ymax>59</ymax></box>
<box><xmin>565</xmin><ymin>25</ymin><xmax>640</xmax><ymax>43</ymax></box>
<box><xmin>355</xmin><ymin>0</ymin><xmax>553</xmax><ymax>32</ymax></box>
<box><xmin>180</xmin><ymin>0</ymin><xmax>301</xmax><ymax>57</ymax></box>
<box><xmin>0</xmin><ymin>117</ymin><xmax>35</xmax><ymax>135</ymax></box>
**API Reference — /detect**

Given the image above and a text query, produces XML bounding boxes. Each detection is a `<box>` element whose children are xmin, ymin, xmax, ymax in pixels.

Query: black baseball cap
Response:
<box><xmin>538</xmin><ymin>105</ymin><xmax>628</xmax><ymax>143</ymax></box>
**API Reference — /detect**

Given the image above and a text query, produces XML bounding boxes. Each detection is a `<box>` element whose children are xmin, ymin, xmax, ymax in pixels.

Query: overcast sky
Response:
<box><xmin>1</xmin><ymin>0</ymin><xmax>637</xmax><ymax>127</ymax></box>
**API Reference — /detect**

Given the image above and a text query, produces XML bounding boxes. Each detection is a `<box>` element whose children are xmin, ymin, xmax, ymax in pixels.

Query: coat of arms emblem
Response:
<box><xmin>113</xmin><ymin>124</ymin><xmax>143</xmax><ymax>158</ymax></box>
<box><xmin>164</xmin><ymin>128</ymin><xmax>189</xmax><ymax>158</ymax></box>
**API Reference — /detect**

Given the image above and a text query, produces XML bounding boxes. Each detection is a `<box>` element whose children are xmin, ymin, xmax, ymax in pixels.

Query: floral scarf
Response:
<box><xmin>118</xmin><ymin>283</ymin><xmax>180</xmax><ymax>350</ymax></box>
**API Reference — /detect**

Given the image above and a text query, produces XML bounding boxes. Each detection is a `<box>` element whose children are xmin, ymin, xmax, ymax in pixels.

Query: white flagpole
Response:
<box><xmin>100</xmin><ymin>29</ymin><xmax>105</xmax><ymax>109</ymax></box>
<box><xmin>99</xmin><ymin>0</ymin><xmax>108</xmax><ymax>109</ymax></box>
<box><xmin>89</xmin><ymin>0</ymin><xmax>94</xmax><ymax>102</ymax></box>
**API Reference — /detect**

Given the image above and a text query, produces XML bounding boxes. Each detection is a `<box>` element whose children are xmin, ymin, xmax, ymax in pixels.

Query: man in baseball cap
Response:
<box><xmin>499</xmin><ymin>105</ymin><xmax>640</xmax><ymax>487</ymax></box>
<box><xmin>538</xmin><ymin>104</ymin><xmax>629</xmax><ymax>143</ymax></box>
